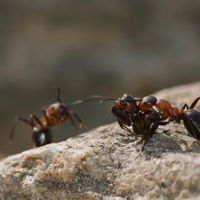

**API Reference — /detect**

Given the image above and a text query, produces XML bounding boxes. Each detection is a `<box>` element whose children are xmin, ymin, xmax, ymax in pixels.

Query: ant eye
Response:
<box><xmin>122</xmin><ymin>94</ymin><xmax>135</xmax><ymax>101</ymax></box>
<box><xmin>120</xmin><ymin>101</ymin><xmax>127</xmax><ymax>106</ymax></box>
<box><xmin>144</xmin><ymin>100</ymin><xmax>148</xmax><ymax>104</ymax></box>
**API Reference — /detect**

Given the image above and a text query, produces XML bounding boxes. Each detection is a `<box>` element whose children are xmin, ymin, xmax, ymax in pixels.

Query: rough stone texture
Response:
<box><xmin>0</xmin><ymin>81</ymin><xmax>200</xmax><ymax>200</ymax></box>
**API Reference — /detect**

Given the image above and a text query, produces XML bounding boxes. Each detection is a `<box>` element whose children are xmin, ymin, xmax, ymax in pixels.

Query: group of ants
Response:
<box><xmin>10</xmin><ymin>87</ymin><xmax>200</xmax><ymax>154</ymax></box>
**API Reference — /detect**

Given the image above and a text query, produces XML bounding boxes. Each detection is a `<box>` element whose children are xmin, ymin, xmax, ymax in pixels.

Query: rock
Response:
<box><xmin>153</xmin><ymin>81</ymin><xmax>200</xmax><ymax>109</ymax></box>
<box><xmin>0</xmin><ymin>82</ymin><xmax>200</xmax><ymax>200</ymax></box>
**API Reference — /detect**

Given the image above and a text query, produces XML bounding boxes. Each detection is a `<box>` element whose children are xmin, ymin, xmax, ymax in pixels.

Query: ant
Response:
<box><xmin>101</xmin><ymin>94</ymin><xmax>139</xmax><ymax>133</ymax></box>
<box><xmin>177</xmin><ymin>97</ymin><xmax>200</xmax><ymax>140</ymax></box>
<box><xmin>10</xmin><ymin>88</ymin><xmax>103</xmax><ymax>147</ymax></box>
<box><xmin>101</xmin><ymin>94</ymin><xmax>200</xmax><ymax>152</ymax></box>
<box><xmin>139</xmin><ymin>96</ymin><xmax>200</xmax><ymax>141</ymax></box>
<box><xmin>101</xmin><ymin>94</ymin><xmax>177</xmax><ymax>152</ymax></box>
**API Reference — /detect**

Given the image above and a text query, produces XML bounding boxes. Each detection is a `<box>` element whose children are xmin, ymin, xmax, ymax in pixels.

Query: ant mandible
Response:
<box><xmin>10</xmin><ymin>88</ymin><xmax>103</xmax><ymax>147</ymax></box>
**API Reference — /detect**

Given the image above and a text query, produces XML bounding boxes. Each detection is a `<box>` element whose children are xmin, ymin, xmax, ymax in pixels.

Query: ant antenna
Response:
<box><xmin>51</xmin><ymin>86</ymin><xmax>62</xmax><ymax>102</ymax></box>
<box><xmin>69</xmin><ymin>95</ymin><xmax>104</xmax><ymax>106</ymax></box>
<box><xmin>100</xmin><ymin>98</ymin><xmax>118</xmax><ymax>103</ymax></box>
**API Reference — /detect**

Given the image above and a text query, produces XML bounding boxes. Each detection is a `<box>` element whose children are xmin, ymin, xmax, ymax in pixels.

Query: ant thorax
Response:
<box><xmin>45</xmin><ymin>102</ymin><xmax>72</xmax><ymax>122</ymax></box>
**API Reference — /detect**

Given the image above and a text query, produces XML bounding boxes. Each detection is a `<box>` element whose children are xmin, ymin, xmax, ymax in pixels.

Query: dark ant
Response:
<box><xmin>10</xmin><ymin>88</ymin><xmax>103</xmax><ymax>147</ymax></box>
<box><xmin>177</xmin><ymin>97</ymin><xmax>200</xmax><ymax>140</ymax></box>
<box><xmin>101</xmin><ymin>94</ymin><xmax>139</xmax><ymax>133</ymax></box>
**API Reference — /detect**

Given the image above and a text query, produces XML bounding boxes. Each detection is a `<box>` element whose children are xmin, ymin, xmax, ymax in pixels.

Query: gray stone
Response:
<box><xmin>0</xmin><ymin>82</ymin><xmax>200</xmax><ymax>200</ymax></box>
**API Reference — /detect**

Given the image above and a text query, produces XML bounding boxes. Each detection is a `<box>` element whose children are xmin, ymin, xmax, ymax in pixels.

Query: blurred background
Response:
<box><xmin>0</xmin><ymin>1</ymin><xmax>200</xmax><ymax>156</ymax></box>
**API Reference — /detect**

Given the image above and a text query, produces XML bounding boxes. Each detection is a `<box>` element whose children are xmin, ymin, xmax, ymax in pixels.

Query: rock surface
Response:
<box><xmin>0</xmin><ymin>82</ymin><xmax>200</xmax><ymax>200</ymax></box>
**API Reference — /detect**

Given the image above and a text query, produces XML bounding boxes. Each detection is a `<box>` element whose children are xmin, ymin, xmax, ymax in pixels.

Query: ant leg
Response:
<box><xmin>16</xmin><ymin>115</ymin><xmax>32</xmax><ymax>126</ymax></box>
<box><xmin>112</xmin><ymin>107</ymin><xmax>131</xmax><ymax>126</ymax></box>
<box><xmin>117</xmin><ymin>120</ymin><xmax>133</xmax><ymax>133</ymax></box>
<box><xmin>30</xmin><ymin>114</ymin><xmax>44</xmax><ymax>128</ymax></box>
<box><xmin>179</xmin><ymin>103</ymin><xmax>190</xmax><ymax>118</ymax></box>
<box><xmin>69</xmin><ymin>116</ymin><xmax>80</xmax><ymax>133</ymax></box>
<box><xmin>69</xmin><ymin>116</ymin><xmax>76</xmax><ymax>127</ymax></box>
<box><xmin>10</xmin><ymin>115</ymin><xmax>32</xmax><ymax>140</ymax></box>
<box><xmin>140</xmin><ymin>123</ymin><xmax>159</xmax><ymax>152</ymax></box>
<box><xmin>190</xmin><ymin>97</ymin><xmax>200</xmax><ymax>109</ymax></box>
<box><xmin>140</xmin><ymin>114</ymin><xmax>170</xmax><ymax>152</ymax></box>
<box><xmin>145</xmin><ymin>113</ymin><xmax>170</xmax><ymax>128</ymax></box>
<box><xmin>73</xmin><ymin>113</ymin><xmax>88</xmax><ymax>130</ymax></box>
<box><xmin>182</xmin><ymin>103</ymin><xmax>189</xmax><ymax>109</ymax></box>
<box><xmin>180</xmin><ymin>97</ymin><xmax>200</xmax><ymax>115</ymax></box>
<box><xmin>135</xmin><ymin>123</ymin><xmax>157</xmax><ymax>159</ymax></box>
<box><xmin>42</xmin><ymin>109</ymin><xmax>51</xmax><ymax>126</ymax></box>
<box><xmin>112</xmin><ymin>107</ymin><xmax>133</xmax><ymax>133</ymax></box>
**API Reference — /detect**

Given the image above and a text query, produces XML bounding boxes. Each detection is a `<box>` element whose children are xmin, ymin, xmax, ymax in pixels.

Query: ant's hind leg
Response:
<box><xmin>10</xmin><ymin>115</ymin><xmax>32</xmax><ymax>140</ymax></box>
<box><xmin>16</xmin><ymin>115</ymin><xmax>32</xmax><ymax>126</ymax></box>
<box><xmin>190</xmin><ymin>97</ymin><xmax>200</xmax><ymax>109</ymax></box>
<box><xmin>180</xmin><ymin>97</ymin><xmax>200</xmax><ymax>114</ymax></box>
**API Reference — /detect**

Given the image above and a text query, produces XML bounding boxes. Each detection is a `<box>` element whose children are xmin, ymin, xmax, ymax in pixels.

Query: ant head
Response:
<box><xmin>46</xmin><ymin>102</ymin><xmax>71</xmax><ymax>120</ymax></box>
<box><xmin>139</xmin><ymin>96</ymin><xmax>157</xmax><ymax>111</ymax></box>
<box><xmin>142</xmin><ymin>96</ymin><xmax>157</xmax><ymax>106</ymax></box>
<box><xmin>119</xmin><ymin>94</ymin><xmax>136</xmax><ymax>106</ymax></box>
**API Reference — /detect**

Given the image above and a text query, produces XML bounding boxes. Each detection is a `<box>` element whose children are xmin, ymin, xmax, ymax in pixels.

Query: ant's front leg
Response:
<box><xmin>16</xmin><ymin>115</ymin><xmax>32</xmax><ymax>126</ymax></box>
<box><xmin>68</xmin><ymin>115</ymin><xmax>82</xmax><ymax>134</ymax></box>
<box><xmin>140</xmin><ymin>113</ymin><xmax>170</xmax><ymax>152</ymax></box>
<box><xmin>42</xmin><ymin>109</ymin><xmax>51</xmax><ymax>126</ymax></box>
<box><xmin>73</xmin><ymin>113</ymin><xmax>88</xmax><ymax>129</ymax></box>
<box><xmin>29</xmin><ymin>114</ymin><xmax>44</xmax><ymax>129</ymax></box>
<box><xmin>58</xmin><ymin>110</ymin><xmax>87</xmax><ymax>132</ymax></box>
<box><xmin>190</xmin><ymin>97</ymin><xmax>200</xmax><ymax>109</ymax></box>
<box><xmin>111</xmin><ymin>107</ymin><xmax>133</xmax><ymax>133</ymax></box>
<box><xmin>145</xmin><ymin>113</ymin><xmax>170</xmax><ymax>130</ymax></box>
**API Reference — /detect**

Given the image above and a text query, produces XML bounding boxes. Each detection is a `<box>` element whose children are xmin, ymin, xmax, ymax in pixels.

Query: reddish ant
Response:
<box><xmin>101</xmin><ymin>94</ymin><xmax>200</xmax><ymax>152</ymax></box>
<box><xmin>101</xmin><ymin>94</ymin><xmax>176</xmax><ymax>152</ymax></box>
<box><xmin>139</xmin><ymin>96</ymin><xmax>200</xmax><ymax>141</ymax></box>
<box><xmin>101</xmin><ymin>94</ymin><xmax>139</xmax><ymax>133</ymax></box>
<box><xmin>10</xmin><ymin>88</ymin><xmax>103</xmax><ymax>147</ymax></box>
